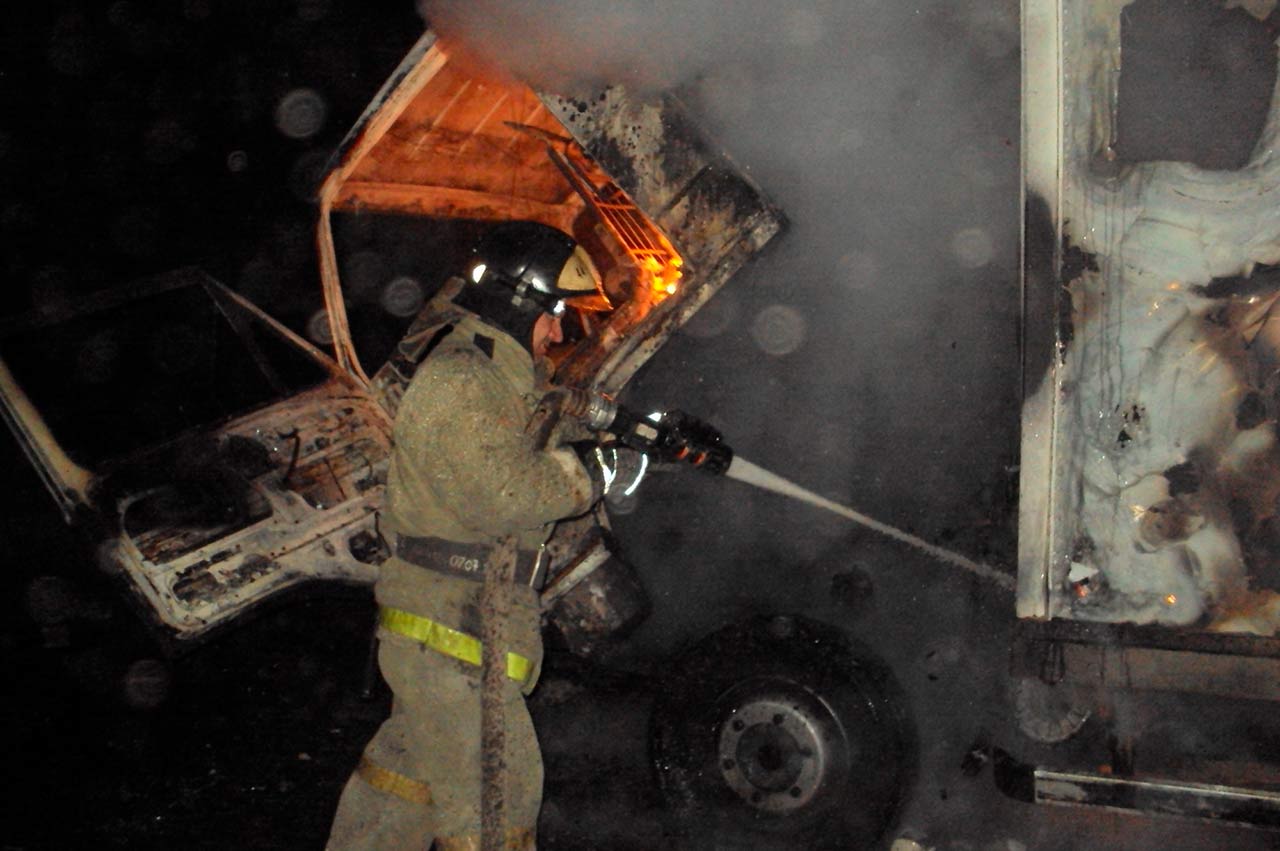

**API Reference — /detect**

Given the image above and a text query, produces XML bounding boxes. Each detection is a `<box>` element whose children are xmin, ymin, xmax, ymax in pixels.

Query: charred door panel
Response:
<box><xmin>98</xmin><ymin>386</ymin><xmax>391</xmax><ymax>640</ymax></box>
<box><xmin>0</xmin><ymin>268</ymin><xmax>393</xmax><ymax>642</ymax></box>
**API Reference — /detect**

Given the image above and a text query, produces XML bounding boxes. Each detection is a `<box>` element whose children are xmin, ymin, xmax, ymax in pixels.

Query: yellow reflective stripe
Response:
<box><xmin>380</xmin><ymin>607</ymin><xmax>481</xmax><ymax>664</ymax></box>
<box><xmin>355</xmin><ymin>757</ymin><xmax>432</xmax><ymax>805</ymax></box>
<box><xmin>505</xmin><ymin>651</ymin><xmax>532</xmax><ymax>683</ymax></box>
<box><xmin>379</xmin><ymin>607</ymin><xmax>532</xmax><ymax>683</ymax></box>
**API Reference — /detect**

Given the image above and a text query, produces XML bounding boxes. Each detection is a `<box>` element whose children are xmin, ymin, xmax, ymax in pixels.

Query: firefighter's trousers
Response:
<box><xmin>325</xmin><ymin>627</ymin><xmax>542</xmax><ymax>850</ymax></box>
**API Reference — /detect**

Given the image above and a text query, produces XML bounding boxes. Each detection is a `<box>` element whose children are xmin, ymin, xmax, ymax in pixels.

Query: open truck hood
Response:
<box><xmin>314</xmin><ymin>30</ymin><xmax>785</xmax><ymax>395</ymax></box>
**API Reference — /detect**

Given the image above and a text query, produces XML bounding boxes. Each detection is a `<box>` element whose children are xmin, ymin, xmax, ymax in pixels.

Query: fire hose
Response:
<box><xmin>479</xmin><ymin>535</ymin><xmax>517</xmax><ymax>851</ymax></box>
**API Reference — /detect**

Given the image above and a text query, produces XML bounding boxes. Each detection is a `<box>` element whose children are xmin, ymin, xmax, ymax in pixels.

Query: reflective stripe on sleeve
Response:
<box><xmin>355</xmin><ymin>756</ymin><xmax>433</xmax><ymax>805</ymax></box>
<box><xmin>379</xmin><ymin>606</ymin><xmax>533</xmax><ymax>684</ymax></box>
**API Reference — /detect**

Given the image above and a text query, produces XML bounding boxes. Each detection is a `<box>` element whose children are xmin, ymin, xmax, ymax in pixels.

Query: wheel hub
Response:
<box><xmin>716</xmin><ymin>687</ymin><xmax>846</xmax><ymax>814</ymax></box>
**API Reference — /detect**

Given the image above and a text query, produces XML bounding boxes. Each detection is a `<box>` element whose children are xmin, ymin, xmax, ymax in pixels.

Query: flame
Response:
<box><xmin>1164</xmin><ymin>594</ymin><xmax>1177</xmax><ymax>606</ymax></box>
<box><xmin>643</xmin><ymin>254</ymin><xmax>683</xmax><ymax>301</ymax></box>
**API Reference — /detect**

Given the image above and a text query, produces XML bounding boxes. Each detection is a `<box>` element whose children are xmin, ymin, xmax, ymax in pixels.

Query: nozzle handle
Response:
<box><xmin>552</xmin><ymin>389</ymin><xmax>733</xmax><ymax>475</ymax></box>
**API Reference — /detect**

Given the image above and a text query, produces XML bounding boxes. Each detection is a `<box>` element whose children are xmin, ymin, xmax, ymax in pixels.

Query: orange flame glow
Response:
<box><xmin>642</xmin><ymin>254</ymin><xmax>683</xmax><ymax>301</ymax></box>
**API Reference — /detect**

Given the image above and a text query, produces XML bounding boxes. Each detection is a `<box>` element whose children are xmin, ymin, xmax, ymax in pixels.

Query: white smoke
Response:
<box><xmin>420</xmin><ymin>0</ymin><xmax>777</xmax><ymax>92</ymax></box>
<box><xmin>417</xmin><ymin>0</ymin><xmax>1022</xmax><ymax>536</ymax></box>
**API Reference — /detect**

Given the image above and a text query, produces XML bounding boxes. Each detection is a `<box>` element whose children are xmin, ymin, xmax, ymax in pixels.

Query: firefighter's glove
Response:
<box><xmin>574</xmin><ymin>442</ymin><xmax>650</xmax><ymax>503</ymax></box>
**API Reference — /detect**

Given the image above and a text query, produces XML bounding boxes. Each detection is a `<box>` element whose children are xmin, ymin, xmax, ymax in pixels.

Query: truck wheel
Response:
<box><xmin>651</xmin><ymin>615</ymin><xmax>914</xmax><ymax>850</ymax></box>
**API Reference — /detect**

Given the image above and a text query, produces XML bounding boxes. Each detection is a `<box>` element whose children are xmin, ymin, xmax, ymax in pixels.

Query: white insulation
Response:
<box><xmin>1020</xmin><ymin>0</ymin><xmax>1280</xmax><ymax>634</ymax></box>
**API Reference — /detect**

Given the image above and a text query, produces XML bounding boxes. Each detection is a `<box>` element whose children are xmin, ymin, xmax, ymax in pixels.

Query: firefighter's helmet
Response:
<box><xmin>467</xmin><ymin>221</ymin><xmax>609</xmax><ymax>317</ymax></box>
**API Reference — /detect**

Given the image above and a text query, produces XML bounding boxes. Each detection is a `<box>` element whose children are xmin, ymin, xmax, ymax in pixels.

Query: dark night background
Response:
<box><xmin>2</xmin><ymin>1</ymin><xmax>1279</xmax><ymax>849</ymax></box>
<box><xmin>1</xmin><ymin>3</ymin><xmax>421</xmax><ymax>848</ymax></box>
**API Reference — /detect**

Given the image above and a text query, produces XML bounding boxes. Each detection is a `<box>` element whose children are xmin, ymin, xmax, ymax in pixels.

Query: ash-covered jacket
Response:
<box><xmin>371</xmin><ymin>298</ymin><xmax>599</xmax><ymax>691</ymax></box>
<box><xmin>374</xmin><ymin>301</ymin><xmax>599</xmax><ymax>665</ymax></box>
<box><xmin>383</xmin><ymin>307</ymin><xmax>597</xmax><ymax>549</ymax></box>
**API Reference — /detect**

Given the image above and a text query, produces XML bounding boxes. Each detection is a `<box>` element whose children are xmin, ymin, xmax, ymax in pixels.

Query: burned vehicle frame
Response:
<box><xmin>0</xmin><ymin>31</ymin><xmax>784</xmax><ymax>648</ymax></box>
<box><xmin>0</xmin><ymin>28</ymin><xmax>939</xmax><ymax>849</ymax></box>
<box><xmin>0</xmin><ymin>268</ymin><xmax>393</xmax><ymax>642</ymax></box>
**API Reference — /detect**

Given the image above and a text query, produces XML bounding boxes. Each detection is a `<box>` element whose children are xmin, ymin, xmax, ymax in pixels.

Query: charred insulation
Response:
<box><xmin>1196</xmin><ymin>262</ymin><xmax>1280</xmax><ymax>300</ymax></box>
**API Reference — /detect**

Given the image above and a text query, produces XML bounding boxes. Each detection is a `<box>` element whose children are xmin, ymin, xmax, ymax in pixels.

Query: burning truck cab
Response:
<box><xmin>0</xmin><ymin>29</ymin><xmax>923</xmax><ymax>849</ymax></box>
<box><xmin>0</xmin><ymin>30</ymin><xmax>783</xmax><ymax>645</ymax></box>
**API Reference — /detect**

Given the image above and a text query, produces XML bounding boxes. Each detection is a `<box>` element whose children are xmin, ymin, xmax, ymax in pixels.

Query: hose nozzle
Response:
<box><xmin>537</xmin><ymin>388</ymin><xmax>733</xmax><ymax>475</ymax></box>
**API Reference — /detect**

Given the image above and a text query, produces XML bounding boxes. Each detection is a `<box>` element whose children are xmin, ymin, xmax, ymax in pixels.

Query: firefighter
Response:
<box><xmin>325</xmin><ymin>222</ymin><xmax>646</xmax><ymax>851</ymax></box>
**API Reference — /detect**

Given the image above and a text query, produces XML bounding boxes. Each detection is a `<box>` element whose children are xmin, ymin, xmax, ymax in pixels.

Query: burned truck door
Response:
<box><xmin>1015</xmin><ymin>0</ymin><xmax>1280</xmax><ymax>827</ymax></box>
<box><xmin>0</xmin><ymin>268</ymin><xmax>393</xmax><ymax>643</ymax></box>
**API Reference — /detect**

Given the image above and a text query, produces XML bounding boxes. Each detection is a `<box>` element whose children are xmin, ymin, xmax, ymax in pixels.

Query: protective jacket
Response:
<box><xmin>327</xmin><ymin>295</ymin><xmax>598</xmax><ymax>851</ymax></box>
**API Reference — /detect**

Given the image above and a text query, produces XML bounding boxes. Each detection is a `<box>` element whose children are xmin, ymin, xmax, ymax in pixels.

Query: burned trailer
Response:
<box><xmin>0</xmin><ymin>30</ymin><xmax>783</xmax><ymax>650</ymax></box>
<box><xmin>1012</xmin><ymin>0</ymin><xmax>1280</xmax><ymax>828</ymax></box>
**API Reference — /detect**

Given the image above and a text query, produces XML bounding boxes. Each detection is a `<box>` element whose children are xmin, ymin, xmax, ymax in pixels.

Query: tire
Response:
<box><xmin>651</xmin><ymin>615</ymin><xmax>915</xmax><ymax>850</ymax></box>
